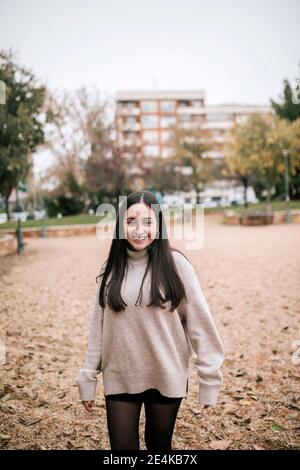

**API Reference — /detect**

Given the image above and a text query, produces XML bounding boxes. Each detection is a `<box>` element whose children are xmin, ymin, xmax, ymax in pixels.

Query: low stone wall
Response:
<box><xmin>0</xmin><ymin>223</ymin><xmax>100</xmax><ymax>238</ymax></box>
<box><xmin>0</xmin><ymin>234</ymin><xmax>16</xmax><ymax>256</ymax></box>
<box><xmin>0</xmin><ymin>216</ymin><xmax>178</xmax><ymax>239</ymax></box>
<box><xmin>1</xmin><ymin>209</ymin><xmax>299</xmax><ymax>239</ymax></box>
<box><xmin>272</xmin><ymin>210</ymin><xmax>300</xmax><ymax>224</ymax></box>
<box><xmin>223</xmin><ymin>209</ymin><xmax>300</xmax><ymax>226</ymax></box>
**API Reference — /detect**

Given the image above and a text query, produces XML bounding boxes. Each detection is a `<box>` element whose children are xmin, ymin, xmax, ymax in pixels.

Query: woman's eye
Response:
<box><xmin>128</xmin><ymin>220</ymin><xmax>151</xmax><ymax>226</ymax></box>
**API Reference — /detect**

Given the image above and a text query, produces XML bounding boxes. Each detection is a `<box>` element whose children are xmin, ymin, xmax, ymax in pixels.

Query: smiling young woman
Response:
<box><xmin>76</xmin><ymin>190</ymin><xmax>224</xmax><ymax>451</ymax></box>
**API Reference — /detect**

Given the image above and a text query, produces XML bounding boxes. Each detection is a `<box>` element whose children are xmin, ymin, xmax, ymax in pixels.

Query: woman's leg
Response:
<box><xmin>144</xmin><ymin>399</ymin><xmax>183</xmax><ymax>451</ymax></box>
<box><xmin>105</xmin><ymin>396</ymin><xmax>143</xmax><ymax>450</ymax></box>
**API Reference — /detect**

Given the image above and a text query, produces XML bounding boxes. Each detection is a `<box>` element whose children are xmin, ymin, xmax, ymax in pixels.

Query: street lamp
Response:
<box><xmin>282</xmin><ymin>149</ymin><xmax>291</xmax><ymax>224</ymax></box>
<box><xmin>16</xmin><ymin>218</ymin><xmax>25</xmax><ymax>253</ymax></box>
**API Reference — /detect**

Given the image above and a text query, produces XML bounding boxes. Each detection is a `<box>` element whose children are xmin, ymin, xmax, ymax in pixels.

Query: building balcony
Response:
<box><xmin>117</xmin><ymin>107</ymin><xmax>140</xmax><ymax>116</ymax></box>
<box><xmin>202</xmin><ymin>121</ymin><xmax>233</xmax><ymax>130</ymax></box>
<box><xmin>122</xmin><ymin>138</ymin><xmax>141</xmax><ymax>146</ymax></box>
<box><xmin>177</xmin><ymin>106</ymin><xmax>206</xmax><ymax>115</ymax></box>
<box><xmin>121</xmin><ymin>122</ymin><xmax>141</xmax><ymax>131</ymax></box>
<box><xmin>179</xmin><ymin>122</ymin><xmax>204</xmax><ymax>130</ymax></box>
<box><xmin>122</xmin><ymin>151</ymin><xmax>142</xmax><ymax>160</ymax></box>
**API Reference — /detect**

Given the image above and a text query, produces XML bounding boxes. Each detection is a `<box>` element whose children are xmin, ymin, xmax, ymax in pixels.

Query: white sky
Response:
<box><xmin>1</xmin><ymin>0</ymin><xmax>300</xmax><ymax>182</ymax></box>
<box><xmin>1</xmin><ymin>0</ymin><xmax>300</xmax><ymax>106</ymax></box>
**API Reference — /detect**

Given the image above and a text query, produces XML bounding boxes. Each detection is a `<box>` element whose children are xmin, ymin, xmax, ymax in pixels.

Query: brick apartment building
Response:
<box><xmin>115</xmin><ymin>90</ymin><xmax>272</xmax><ymax>205</ymax></box>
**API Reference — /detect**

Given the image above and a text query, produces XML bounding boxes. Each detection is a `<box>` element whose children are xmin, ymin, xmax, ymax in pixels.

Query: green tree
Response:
<box><xmin>250</xmin><ymin>114</ymin><xmax>291</xmax><ymax>208</ymax></box>
<box><xmin>144</xmin><ymin>156</ymin><xmax>180</xmax><ymax>195</ymax></box>
<box><xmin>225</xmin><ymin>113</ymin><xmax>300</xmax><ymax>208</ymax></box>
<box><xmin>224</xmin><ymin>116</ymin><xmax>261</xmax><ymax>208</ymax></box>
<box><xmin>168</xmin><ymin>125</ymin><xmax>214</xmax><ymax>204</ymax></box>
<box><xmin>271</xmin><ymin>67</ymin><xmax>300</xmax><ymax>122</ymax></box>
<box><xmin>271</xmin><ymin>66</ymin><xmax>300</xmax><ymax>199</ymax></box>
<box><xmin>0</xmin><ymin>49</ymin><xmax>47</xmax><ymax>219</ymax></box>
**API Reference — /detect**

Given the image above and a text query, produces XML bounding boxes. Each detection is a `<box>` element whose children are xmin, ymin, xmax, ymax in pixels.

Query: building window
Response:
<box><xmin>178</xmin><ymin>100</ymin><xmax>190</xmax><ymax>107</ymax></box>
<box><xmin>193</xmin><ymin>114</ymin><xmax>203</xmax><ymax>122</ymax></box>
<box><xmin>143</xmin><ymin>130</ymin><xmax>159</xmax><ymax>143</ymax></box>
<box><xmin>124</xmin><ymin>116</ymin><xmax>138</xmax><ymax>125</ymax></box>
<box><xmin>160</xmin><ymin>100</ymin><xmax>176</xmax><ymax>113</ymax></box>
<box><xmin>206</xmin><ymin>113</ymin><xmax>233</xmax><ymax>122</ymax></box>
<box><xmin>161</xmin><ymin>115</ymin><xmax>176</xmax><ymax>128</ymax></box>
<box><xmin>179</xmin><ymin>114</ymin><xmax>191</xmax><ymax>123</ymax></box>
<box><xmin>123</xmin><ymin>101</ymin><xmax>138</xmax><ymax>108</ymax></box>
<box><xmin>143</xmin><ymin>145</ymin><xmax>160</xmax><ymax>157</ymax></box>
<box><xmin>124</xmin><ymin>131</ymin><xmax>138</xmax><ymax>139</ymax></box>
<box><xmin>161</xmin><ymin>130</ymin><xmax>172</xmax><ymax>143</ymax></box>
<box><xmin>162</xmin><ymin>146</ymin><xmax>175</xmax><ymax>158</ymax></box>
<box><xmin>141</xmin><ymin>115</ymin><xmax>159</xmax><ymax>128</ymax></box>
<box><xmin>191</xmin><ymin>100</ymin><xmax>203</xmax><ymax>107</ymax></box>
<box><xmin>141</xmin><ymin>100</ymin><xmax>158</xmax><ymax>113</ymax></box>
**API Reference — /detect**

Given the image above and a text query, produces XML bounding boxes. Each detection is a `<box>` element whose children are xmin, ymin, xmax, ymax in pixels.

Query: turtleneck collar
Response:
<box><xmin>126</xmin><ymin>245</ymin><xmax>148</xmax><ymax>263</ymax></box>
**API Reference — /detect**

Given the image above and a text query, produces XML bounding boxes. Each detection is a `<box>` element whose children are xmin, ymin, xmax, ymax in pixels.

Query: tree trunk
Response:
<box><xmin>266</xmin><ymin>184</ymin><xmax>272</xmax><ymax>211</ymax></box>
<box><xmin>196</xmin><ymin>187</ymin><xmax>201</xmax><ymax>205</ymax></box>
<box><xmin>16</xmin><ymin>183</ymin><xmax>19</xmax><ymax>210</ymax></box>
<box><xmin>243</xmin><ymin>183</ymin><xmax>248</xmax><ymax>208</ymax></box>
<box><xmin>5</xmin><ymin>194</ymin><xmax>10</xmax><ymax>221</ymax></box>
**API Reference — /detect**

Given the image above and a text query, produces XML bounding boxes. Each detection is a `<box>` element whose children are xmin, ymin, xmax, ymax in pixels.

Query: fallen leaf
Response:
<box><xmin>62</xmin><ymin>403</ymin><xmax>73</xmax><ymax>410</ymax></box>
<box><xmin>235</xmin><ymin>371</ymin><xmax>247</xmax><ymax>377</ymax></box>
<box><xmin>1</xmin><ymin>393</ymin><xmax>11</xmax><ymax>402</ymax></box>
<box><xmin>271</xmin><ymin>422</ymin><xmax>286</xmax><ymax>432</ymax></box>
<box><xmin>209</xmin><ymin>439</ymin><xmax>232</xmax><ymax>450</ymax></box>
<box><xmin>239</xmin><ymin>400</ymin><xmax>253</xmax><ymax>406</ymax></box>
<box><xmin>19</xmin><ymin>416</ymin><xmax>44</xmax><ymax>426</ymax></box>
<box><xmin>288</xmin><ymin>403</ymin><xmax>300</xmax><ymax>412</ymax></box>
<box><xmin>0</xmin><ymin>403</ymin><xmax>16</xmax><ymax>414</ymax></box>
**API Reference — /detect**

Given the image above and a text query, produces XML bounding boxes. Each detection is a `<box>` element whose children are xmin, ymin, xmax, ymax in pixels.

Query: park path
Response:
<box><xmin>0</xmin><ymin>214</ymin><xmax>299</xmax><ymax>449</ymax></box>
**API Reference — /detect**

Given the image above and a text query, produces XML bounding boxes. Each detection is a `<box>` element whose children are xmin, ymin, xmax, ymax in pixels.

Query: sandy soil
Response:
<box><xmin>0</xmin><ymin>214</ymin><xmax>299</xmax><ymax>450</ymax></box>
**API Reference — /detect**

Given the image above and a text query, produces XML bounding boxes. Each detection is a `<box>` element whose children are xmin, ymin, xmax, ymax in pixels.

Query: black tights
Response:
<box><xmin>105</xmin><ymin>397</ymin><xmax>183</xmax><ymax>451</ymax></box>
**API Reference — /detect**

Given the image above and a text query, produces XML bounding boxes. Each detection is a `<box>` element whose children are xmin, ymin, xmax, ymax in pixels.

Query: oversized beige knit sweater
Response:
<box><xmin>76</xmin><ymin>247</ymin><xmax>225</xmax><ymax>406</ymax></box>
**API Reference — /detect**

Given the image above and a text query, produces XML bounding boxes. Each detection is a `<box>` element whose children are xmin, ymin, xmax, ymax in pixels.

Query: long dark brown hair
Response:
<box><xmin>96</xmin><ymin>190</ymin><xmax>190</xmax><ymax>313</ymax></box>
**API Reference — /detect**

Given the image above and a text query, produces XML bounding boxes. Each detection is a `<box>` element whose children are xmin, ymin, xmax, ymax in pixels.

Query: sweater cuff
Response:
<box><xmin>199</xmin><ymin>382</ymin><xmax>222</xmax><ymax>406</ymax></box>
<box><xmin>76</xmin><ymin>380</ymin><xmax>98</xmax><ymax>402</ymax></box>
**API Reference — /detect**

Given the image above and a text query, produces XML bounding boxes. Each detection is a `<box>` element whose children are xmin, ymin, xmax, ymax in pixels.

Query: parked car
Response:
<box><xmin>0</xmin><ymin>213</ymin><xmax>8</xmax><ymax>224</ymax></box>
<box><xmin>34</xmin><ymin>209</ymin><xmax>46</xmax><ymax>220</ymax></box>
<box><xmin>11</xmin><ymin>211</ymin><xmax>29</xmax><ymax>222</ymax></box>
<box><xmin>7</xmin><ymin>209</ymin><xmax>47</xmax><ymax>222</ymax></box>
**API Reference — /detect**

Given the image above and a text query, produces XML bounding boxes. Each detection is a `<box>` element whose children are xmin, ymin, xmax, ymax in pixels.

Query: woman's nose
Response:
<box><xmin>134</xmin><ymin>224</ymin><xmax>147</xmax><ymax>235</ymax></box>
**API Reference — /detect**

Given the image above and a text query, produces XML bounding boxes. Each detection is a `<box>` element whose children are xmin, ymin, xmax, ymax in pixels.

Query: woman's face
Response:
<box><xmin>124</xmin><ymin>203</ymin><xmax>158</xmax><ymax>250</ymax></box>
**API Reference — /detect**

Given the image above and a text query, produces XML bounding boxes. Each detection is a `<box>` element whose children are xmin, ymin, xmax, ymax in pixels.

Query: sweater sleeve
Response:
<box><xmin>174</xmin><ymin>252</ymin><xmax>225</xmax><ymax>406</ymax></box>
<box><xmin>75</xmin><ymin>280</ymin><xmax>104</xmax><ymax>402</ymax></box>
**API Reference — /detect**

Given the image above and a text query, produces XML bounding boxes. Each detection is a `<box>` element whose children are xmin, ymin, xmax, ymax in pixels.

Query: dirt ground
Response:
<box><xmin>0</xmin><ymin>213</ymin><xmax>299</xmax><ymax>450</ymax></box>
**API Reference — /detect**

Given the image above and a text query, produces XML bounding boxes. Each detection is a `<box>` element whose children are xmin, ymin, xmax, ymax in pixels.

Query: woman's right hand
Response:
<box><xmin>82</xmin><ymin>400</ymin><xmax>95</xmax><ymax>413</ymax></box>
